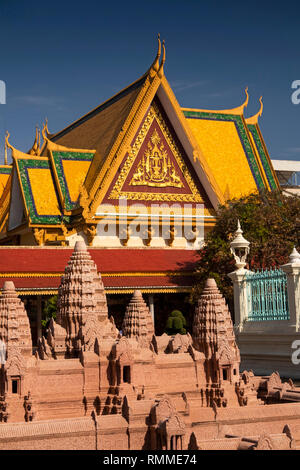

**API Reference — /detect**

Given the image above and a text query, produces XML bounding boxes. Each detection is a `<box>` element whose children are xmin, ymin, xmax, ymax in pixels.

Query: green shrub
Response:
<box><xmin>165</xmin><ymin>310</ymin><xmax>186</xmax><ymax>335</ymax></box>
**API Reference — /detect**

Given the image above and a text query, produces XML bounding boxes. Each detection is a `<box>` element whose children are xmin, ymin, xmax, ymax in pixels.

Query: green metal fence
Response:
<box><xmin>245</xmin><ymin>268</ymin><xmax>289</xmax><ymax>321</ymax></box>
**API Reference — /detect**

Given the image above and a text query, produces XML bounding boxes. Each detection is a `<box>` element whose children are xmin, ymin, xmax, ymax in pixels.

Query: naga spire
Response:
<box><xmin>4</xmin><ymin>131</ymin><xmax>18</xmax><ymax>161</ymax></box>
<box><xmin>245</xmin><ymin>96</ymin><xmax>263</xmax><ymax>124</ymax></box>
<box><xmin>149</xmin><ymin>34</ymin><xmax>162</xmax><ymax>78</ymax></box>
<box><xmin>5</xmin><ymin>131</ymin><xmax>11</xmax><ymax>155</ymax></box>
<box><xmin>28</xmin><ymin>126</ymin><xmax>41</xmax><ymax>156</ymax></box>
<box><xmin>243</xmin><ymin>86</ymin><xmax>249</xmax><ymax>109</ymax></box>
<box><xmin>41</xmin><ymin>119</ymin><xmax>49</xmax><ymax>143</ymax></box>
<box><xmin>158</xmin><ymin>39</ymin><xmax>166</xmax><ymax>78</ymax></box>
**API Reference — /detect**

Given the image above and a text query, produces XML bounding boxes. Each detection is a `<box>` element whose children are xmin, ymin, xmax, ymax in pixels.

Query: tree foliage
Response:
<box><xmin>192</xmin><ymin>190</ymin><xmax>300</xmax><ymax>310</ymax></box>
<box><xmin>42</xmin><ymin>295</ymin><xmax>57</xmax><ymax>329</ymax></box>
<box><xmin>165</xmin><ymin>310</ymin><xmax>187</xmax><ymax>335</ymax></box>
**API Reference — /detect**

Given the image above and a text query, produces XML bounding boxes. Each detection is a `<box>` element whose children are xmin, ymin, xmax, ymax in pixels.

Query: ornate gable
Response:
<box><xmin>104</xmin><ymin>100</ymin><xmax>209</xmax><ymax>205</ymax></box>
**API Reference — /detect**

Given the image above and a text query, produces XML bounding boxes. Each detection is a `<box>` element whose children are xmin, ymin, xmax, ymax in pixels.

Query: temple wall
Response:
<box><xmin>0</xmin><ymin>417</ymin><xmax>96</xmax><ymax>450</ymax></box>
<box><xmin>34</xmin><ymin>360</ymin><xmax>84</xmax><ymax>392</ymax></box>
<box><xmin>97</xmin><ymin>415</ymin><xmax>128</xmax><ymax>450</ymax></box>
<box><xmin>129</xmin><ymin>362</ymin><xmax>159</xmax><ymax>391</ymax></box>
<box><xmin>0</xmin><ymin>415</ymin><xmax>129</xmax><ymax>450</ymax></box>
<box><xmin>0</xmin><ymin>404</ymin><xmax>299</xmax><ymax>450</ymax></box>
<box><xmin>154</xmin><ymin>355</ymin><xmax>201</xmax><ymax>393</ymax></box>
<box><xmin>191</xmin><ymin>402</ymin><xmax>300</xmax><ymax>437</ymax></box>
<box><xmin>12</xmin><ymin>359</ymin><xmax>99</xmax><ymax>422</ymax></box>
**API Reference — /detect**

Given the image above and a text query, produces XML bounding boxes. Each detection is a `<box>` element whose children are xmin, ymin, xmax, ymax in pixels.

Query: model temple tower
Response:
<box><xmin>0</xmin><ymin>281</ymin><xmax>32</xmax><ymax>415</ymax></box>
<box><xmin>193</xmin><ymin>278</ymin><xmax>240</xmax><ymax>386</ymax></box>
<box><xmin>122</xmin><ymin>289</ymin><xmax>154</xmax><ymax>344</ymax></box>
<box><xmin>56</xmin><ymin>240</ymin><xmax>112</xmax><ymax>354</ymax></box>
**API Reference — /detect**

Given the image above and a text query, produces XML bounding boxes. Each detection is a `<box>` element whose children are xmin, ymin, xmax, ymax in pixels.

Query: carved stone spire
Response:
<box><xmin>0</xmin><ymin>281</ymin><xmax>32</xmax><ymax>357</ymax></box>
<box><xmin>122</xmin><ymin>290</ymin><xmax>154</xmax><ymax>345</ymax></box>
<box><xmin>56</xmin><ymin>240</ymin><xmax>108</xmax><ymax>353</ymax></box>
<box><xmin>193</xmin><ymin>278</ymin><xmax>240</xmax><ymax>385</ymax></box>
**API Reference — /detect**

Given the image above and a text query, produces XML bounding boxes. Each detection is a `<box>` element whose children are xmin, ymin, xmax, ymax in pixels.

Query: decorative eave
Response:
<box><xmin>41</xmin><ymin>126</ymin><xmax>96</xmax><ymax>214</ymax></box>
<box><xmin>245</xmin><ymin>96</ymin><xmax>263</xmax><ymax>124</ymax></box>
<box><xmin>251</xmin><ymin>124</ymin><xmax>280</xmax><ymax>189</ymax></box>
<box><xmin>42</xmin><ymin>124</ymin><xmax>97</xmax><ymax>155</ymax></box>
<box><xmin>182</xmin><ymin>87</ymin><xmax>249</xmax><ymax>116</ymax></box>
<box><xmin>245</xmin><ymin>97</ymin><xmax>280</xmax><ymax>190</ymax></box>
<box><xmin>5</xmin><ymin>136</ymin><xmax>66</xmax><ymax>231</ymax></box>
<box><xmin>237</xmin><ymin>112</ymin><xmax>270</xmax><ymax>190</ymax></box>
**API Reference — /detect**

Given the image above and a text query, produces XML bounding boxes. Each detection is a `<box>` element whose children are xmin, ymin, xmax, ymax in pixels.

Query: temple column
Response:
<box><xmin>148</xmin><ymin>294</ymin><xmax>155</xmax><ymax>327</ymax></box>
<box><xmin>37</xmin><ymin>295</ymin><xmax>42</xmax><ymax>340</ymax></box>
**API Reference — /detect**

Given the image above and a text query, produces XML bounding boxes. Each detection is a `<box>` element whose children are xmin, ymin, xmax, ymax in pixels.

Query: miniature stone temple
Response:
<box><xmin>1</xmin><ymin>241</ymin><xmax>300</xmax><ymax>450</ymax></box>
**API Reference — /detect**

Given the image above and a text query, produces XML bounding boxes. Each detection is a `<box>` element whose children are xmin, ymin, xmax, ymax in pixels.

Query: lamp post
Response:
<box><xmin>228</xmin><ymin>220</ymin><xmax>251</xmax><ymax>331</ymax></box>
<box><xmin>230</xmin><ymin>220</ymin><xmax>250</xmax><ymax>271</ymax></box>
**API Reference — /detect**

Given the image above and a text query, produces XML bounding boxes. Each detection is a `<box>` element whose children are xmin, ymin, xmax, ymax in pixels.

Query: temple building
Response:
<box><xmin>0</xmin><ymin>37</ymin><xmax>278</xmax><ymax>248</ymax></box>
<box><xmin>0</xmin><ymin>37</ymin><xmax>279</xmax><ymax>342</ymax></box>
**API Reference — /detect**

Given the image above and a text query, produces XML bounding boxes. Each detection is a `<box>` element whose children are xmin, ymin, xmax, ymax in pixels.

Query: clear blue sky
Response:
<box><xmin>1</xmin><ymin>0</ymin><xmax>300</xmax><ymax>164</ymax></box>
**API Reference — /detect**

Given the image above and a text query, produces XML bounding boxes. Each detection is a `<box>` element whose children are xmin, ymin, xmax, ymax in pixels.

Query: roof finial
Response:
<box><xmin>42</xmin><ymin>119</ymin><xmax>50</xmax><ymax>143</ymax></box>
<box><xmin>4</xmin><ymin>131</ymin><xmax>17</xmax><ymax>161</ymax></box>
<box><xmin>245</xmin><ymin>96</ymin><xmax>263</xmax><ymax>124</ymax></box>
<box><xmin>243</xmin><ymin>86</ymin><xmax>249</xmax><ymax>109</ymax></box>
<box><xmin>258</xmin><ymin>95</ymin><xmax>263</xmax><ymax>115</ymax></box>
<box><xmin>45</xmin><ymin>117</ymin><xmax>50</xmax><ymax>135</ymax></box>
<box><xmin>29</xmin><ymin>126</ymin><xmax>41</xmax><ymax>156</ymax></box>
<box><xmin>158</xmin><ymin>39</ymin><xmax>166</xmax><ymax>78</ymax></box>
<box><xmin>5</xmin><ymin>131</ymin><xmax>12</xmax><ymax>152</ymax></box>
<box><xmin>149</xmin><ymin>34</ymin><xmax>161</xmax><ymax>78</ymax></box>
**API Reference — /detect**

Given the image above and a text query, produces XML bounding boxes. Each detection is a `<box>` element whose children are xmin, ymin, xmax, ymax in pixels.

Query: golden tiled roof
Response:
<box><xmin>61</xmin><ymin>159</ymin><xmax>91</xmax><ymax>202</ymax></box>
<box><xmin>27</xmin><ymin>167</ymin><xmax>61</xmax><ymax>216</ymax></box>
<box><xmin>51</xmin><ymin>76</ymin><xmax>146</xmax><ymax>174</ymax></box>
<box><xmin>184</xmin><ymin>116</ymin><xmax>258</xmax><ymax>199</ymax></box>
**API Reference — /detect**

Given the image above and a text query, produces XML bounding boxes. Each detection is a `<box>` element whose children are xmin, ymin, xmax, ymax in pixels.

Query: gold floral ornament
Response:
<box><xmin>130</xmin><ymin>129</ymin><xmax>183</xmax><ymax>188</ymax></box>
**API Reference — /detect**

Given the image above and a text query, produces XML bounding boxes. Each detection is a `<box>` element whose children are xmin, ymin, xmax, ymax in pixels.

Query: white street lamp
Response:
<box><xmin>230</xmin><ymin>220</ymin><xmax>250</xmax><ymax>270</ymax></box>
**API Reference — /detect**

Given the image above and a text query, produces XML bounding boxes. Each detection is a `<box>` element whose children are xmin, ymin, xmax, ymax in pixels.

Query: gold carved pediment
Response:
<box><xmin>107</xmin><ymin>102</ymin><xmax>203</xmax><ymax>203</ymax></box>
<box><xmin>130</xmin><ymin>129</ymin><xmax>183</xmax><ymax>189</ymax></box>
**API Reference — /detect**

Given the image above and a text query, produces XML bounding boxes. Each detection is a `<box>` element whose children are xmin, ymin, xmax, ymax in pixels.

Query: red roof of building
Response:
<box><xmin>0</xmin><ymin>248</ymin><xmax>199</xmax><ymax>294</ymax></box>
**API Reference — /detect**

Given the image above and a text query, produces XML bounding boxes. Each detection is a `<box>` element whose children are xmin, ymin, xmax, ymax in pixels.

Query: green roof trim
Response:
<box><xmin>247</xmin><ymin>124</ymin><xmax>277</xmax><ymax>190</ymax></box>
<box><xmin>0</xmin><ymin>166</ymin><xmax>12</xmax><ymax>175</ymax></box>
<box><xmin>16</xmin><ymin>158</ymin><xmax>66</xmax><ymax>225</ymax></box>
